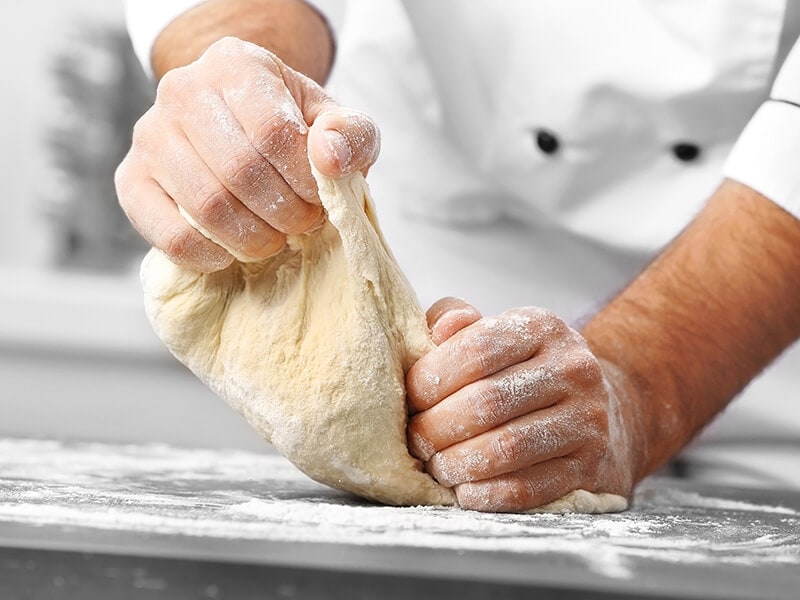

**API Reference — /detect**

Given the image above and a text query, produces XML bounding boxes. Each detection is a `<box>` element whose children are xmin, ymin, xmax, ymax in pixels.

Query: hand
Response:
<box><xmin>406</xmin><ymin>297</ymin><xmax>639</xmax><ymax>512</ymax></box>
<box><xmin>115</xmin><ymin>36</ymin><xmax>380</xmax><ymax>271</ymax></box>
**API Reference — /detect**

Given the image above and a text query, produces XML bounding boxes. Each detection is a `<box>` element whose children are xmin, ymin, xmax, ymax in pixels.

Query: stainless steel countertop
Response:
<box><xmin>0</xmin><ymin>438</ymin><xmax>798</xmax><ymax>599</ymax></box>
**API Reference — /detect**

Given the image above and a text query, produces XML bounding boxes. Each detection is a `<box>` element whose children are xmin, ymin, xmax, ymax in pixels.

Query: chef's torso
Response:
<box><xmin>328</xmin><ymin>0</ymin><xmax>800</xmax><ymax>484</ymax></box>
<box><xmin>405</xmin><ymin>1</ymin><xmax>791</xmax><ymax>250</ymax></box>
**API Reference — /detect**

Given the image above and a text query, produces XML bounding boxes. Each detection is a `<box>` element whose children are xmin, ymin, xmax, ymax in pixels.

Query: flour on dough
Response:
<box><xmin>142</xmin><ymin>167</ymin><xmax>453</xmax><ymax>507</ymax></box>
<box><xmin>141</xmin><ymin>164</ymin><xmax>626</xmax><ymax>514</ymax></box>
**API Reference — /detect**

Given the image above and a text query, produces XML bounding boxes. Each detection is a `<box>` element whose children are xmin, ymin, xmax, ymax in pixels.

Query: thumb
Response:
<box><xmin>426</xmin><ymin>297</ymin><xmax>482</xmax><ymax>345</ymax></box>
<box><xmin>307</xmin><ymin>107</ymin><xmax>381</xmax><ymax>178</ymax></box>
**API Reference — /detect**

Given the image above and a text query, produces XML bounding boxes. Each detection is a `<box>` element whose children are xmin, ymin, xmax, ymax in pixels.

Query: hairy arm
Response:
<box><xmin>582</xmin><ymin>179</ymin><xmax>800</xmax><ymax>483</ymax></box>
<box><xmin>150</xmin><ymin>0</ymin><xmax>334</xmax><ymax>81</ymax></box>
<box><xmin>405</xmin><ymin>180</ymin><xmax>800</xmax><ymax>511</ymax></box>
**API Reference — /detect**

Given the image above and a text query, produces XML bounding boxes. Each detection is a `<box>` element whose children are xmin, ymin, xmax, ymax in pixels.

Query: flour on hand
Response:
<box><xmin>141</xmin><ymin>165</ymin><xmax>626</xmax><ymax>514</ymax></box>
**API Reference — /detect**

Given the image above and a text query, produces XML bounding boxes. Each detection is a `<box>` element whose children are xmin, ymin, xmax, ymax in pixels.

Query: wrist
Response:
<box><xmin>151</xmin><ymin>0</ymin><xmax>334</xmax><ymax>81</ymax></box>
<box><xmin>593</xmin><ymin>355</ymin><xmax>654</xmax><ymax>485</ymax></box>
<box><xmin>584</xmin><ymin>302</ymin><xmax>695</xmax><ymax>483</ymax></box>
<box><xmin>582</xmin><ymin>180</ymin><xmax>800</xmax><ymax>484</ymax></box>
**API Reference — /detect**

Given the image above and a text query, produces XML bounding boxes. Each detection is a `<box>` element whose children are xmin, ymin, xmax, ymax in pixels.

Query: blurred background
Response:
<box><xmin>0</xmin><ymin>0</ymin><xmax>267</xmax><ymax>451</ymax></box>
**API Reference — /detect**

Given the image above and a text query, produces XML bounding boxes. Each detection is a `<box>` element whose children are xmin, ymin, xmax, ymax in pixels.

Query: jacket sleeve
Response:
<box><xmin>125</xmin><ymin>0</ymin><xmax>347</xmax><ymax>79</ymax></box>
<box><xmin>724</xmin><ymin>38</ymin><xmax>800</xmax><ymax>219</ymax></box>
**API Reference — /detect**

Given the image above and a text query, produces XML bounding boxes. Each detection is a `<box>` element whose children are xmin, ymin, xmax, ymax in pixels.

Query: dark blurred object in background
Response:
<box><xmin>41</xmin><ymin>24</ymin><xmax>154</xmax><ymax>272</ymax></box>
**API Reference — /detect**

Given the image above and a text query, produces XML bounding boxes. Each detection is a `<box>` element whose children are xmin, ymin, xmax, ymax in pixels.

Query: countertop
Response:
<box><xmin>0</xmin><ymin>438</ymin><xmax>798</xmax><ymax>599</ymax></box>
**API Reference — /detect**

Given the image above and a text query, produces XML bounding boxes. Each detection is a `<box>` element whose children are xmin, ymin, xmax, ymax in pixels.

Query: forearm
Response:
<box><xmin>582</xmin><ymin>179</ymin><xmax>800</xmax><ymax>482</ymax></box>
<box><xmin>150</xmin><ymin>0</ymin><xmax>334</xmax><ymax>81</ymax></box>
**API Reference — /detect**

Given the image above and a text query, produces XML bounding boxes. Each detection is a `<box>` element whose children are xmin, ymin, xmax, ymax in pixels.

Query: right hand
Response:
<box><xmin>406</xmin><ymin>298</ymin><xmax>640</xmax><ymax>512</ymax></box>
<box><xmin>115</xmin><ymin>36</ymin><xmax>380</xmax><ymax>271</ymax></box>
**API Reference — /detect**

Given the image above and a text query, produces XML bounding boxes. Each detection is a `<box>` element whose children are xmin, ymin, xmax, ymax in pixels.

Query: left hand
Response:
<box><xmin>406</xmin><ymin>297</ymin><xmax>639</xmax><ymax>512</ymax></box>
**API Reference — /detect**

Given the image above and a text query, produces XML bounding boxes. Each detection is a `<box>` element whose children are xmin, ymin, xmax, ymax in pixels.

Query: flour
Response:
<box><xmin>1</xmin><ymin>439</ymin><xmax>798</xmax><ymax>585</ymax></box>
<box><xmin>639</xmin><ymin>488</ymin><xmax>798</xmax><ymax>516</ymax></box>
<box><xmin>492</xmin><ymin>366</ymin><xmax>556</xmax><ymax>414</ymax></box>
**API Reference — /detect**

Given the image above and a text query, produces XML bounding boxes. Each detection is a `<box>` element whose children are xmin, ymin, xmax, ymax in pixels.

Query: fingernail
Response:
<box><xmin>324</xmin><ymin>129</ymin><xmax>352</xmax><ymax>172</ymax></box>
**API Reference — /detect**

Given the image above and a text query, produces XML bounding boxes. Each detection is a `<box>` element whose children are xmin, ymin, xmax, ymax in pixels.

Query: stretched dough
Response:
<box><xmin>141</xmin><ymin>166</ymin><xmax>627</xmax><ymax>514</ymax></box>
<box><xmin>142</xmin><ymin>168</ymin><xmax>453</xmax><ymax>506</ymax></box>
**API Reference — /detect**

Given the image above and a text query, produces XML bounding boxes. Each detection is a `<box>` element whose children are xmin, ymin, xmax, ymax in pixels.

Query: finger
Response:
<box><xmin>308</xmin><ymin>107</ymin><xmax>381</xmax><ymax>178</ymax></box>
<box><xmin>407</xmin><ymin>307</ymin><xmax>551</xmax><ymax>412</ymax></box>
<box><xmin>116</xmin><ymin>166</ymin><xmax>233</xmax><ymax>271</ymax></box>
<box><xmin>198</xmin><ymin>39</ymin><xmax>328</xmax><ymax>209</ymax></box>
<box><xmin>425</xmin><ymin>405</ymin><xmax>586</xmax><ymax>487</ymax></box>
<box><xmin>147</xmin><ymin>128</ymin><xmax>287</xmax><ymax>260</ymax></box>
<box><xmin>165</xmin><ymin>82</ymin><xmax>324</xmax><ymax>236</ymax></box>
<box><xmin>426</xmin><ymin>297</ymin><xmax>483</xmax><ymax>345</ymax></box>
<box><xmin>407</xmin><ymin>357</ymin><xmax>568</xmax><ymax>459</ymax></box>
<box><xmin>455</xmin><ymin>456</ymin><xmax>587</xmax><ymax>513</ymax></box>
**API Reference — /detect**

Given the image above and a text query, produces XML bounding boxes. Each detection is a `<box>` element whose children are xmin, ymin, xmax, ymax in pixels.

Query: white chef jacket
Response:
<box><xmin>127</xmin><ymin>1</ymin><xmax>800</xmax><ymax>487</ymax></box>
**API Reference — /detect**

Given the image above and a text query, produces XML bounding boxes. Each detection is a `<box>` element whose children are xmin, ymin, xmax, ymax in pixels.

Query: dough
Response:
<box><xmin>141</xmin><ymin>165</ymin><xmax>627</xmax><ymax>514</ymax></box>
<box><xmin>142</xmin><ymin>167</ymin><xmax>454</xmax><ymax>507</ymax></box>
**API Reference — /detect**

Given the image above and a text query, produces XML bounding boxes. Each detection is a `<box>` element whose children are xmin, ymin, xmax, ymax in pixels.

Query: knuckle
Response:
<box><xmin>113</xmin><ymin>160</ymin><xmax>148</xmax><ymax>226</ymax></box>
<box><xmin>531</xmin><ymin>307</ymin><xmax>570</xmax><ymax>338</ymax></box>
<box><xmin>113</xmin><ymin>171</ymin><xmax>140</xmax><ymax>225</ymax></box>
<box><xmin>454</xmin><ymin>328</ymin><xmax>496</xmax><ymax>371</ymax></box>
<box><xmin>162</xmin><ymin>225</ymin><xmax>201</xmax><ymax>263</ymax></box>
<box><xmin>470</xmin><ymin>385</ymin><xmax>505</xmax><ymax>428</ymax></box>
<box><xmin>252</xmin><ymin>113</ymin><xmax>305</xmax><ymax>156</ymax></box>
<box><xmin>194</xmin><ymin>185</ymin><xmax>235</xmax><ymax>225</ymax></box>
<box><xmin>129</xmin><ymin>109</ymin><xmax>159</xmax><ymax>151</ymax></box>
<box><xmin>220</xmin><ymin>148</ymin><xmax>268</xmax><ymax>193</ymax></box>
<box><xmin>499</xmin><ymin>365</ymin><xmax>548</xmax><ymax>401</ymax></box>
<box><xmin>490</xmin><ymin>430</ymin><xmax>525</xmax><ymax>466</ymax></box>
<box><xmin>579</xmin><ymin>397</ymin><xmax>610</xmax><ymax>438</ymax></box>
<box><xmin>156</xmin><ymin>67</ymin><xmax>191</xmax><ymax>103</ymax></box>
<box><xmin>113</xmin><ymin>160</ymin><xmax>131</xmax><ymax>199</ymax></box>
<box><xmin>204</xmin><ymin>37</ymin><xmax>249</xmax><ymax>67</ymax></box>
<box><xmin>208</xmin><ymin>36</ymin><xmax>272</xmax><ymax>65</ymax></box>
<box><xmin>210</xmin><ymin>36</ymin><xmax>240</xmax><ymax>55</ymax></box>
<box><xmin>573</xmin><ymin>390</ymin><xmax>609</xmax><ymax>433</ymax></box>
<box><xmin>129</xmin><ymin>115</ymin><xmax>148</xmax><ymax>147</ymax></box>
<box><xmin>566</xmin><ymin>350</ymin><xmax>604</xmax><ymax>388</ymax></box>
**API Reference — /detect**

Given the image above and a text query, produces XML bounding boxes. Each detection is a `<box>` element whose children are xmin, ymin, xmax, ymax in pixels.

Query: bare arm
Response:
<box><xmin>151</xmin><ymin>0</ymin><xmax>334</xmax><ymax>82</ymax></box>
<box><xmin>406</xmin><ymin>179</ymin><xmax>800</xmax><ymax>511</ymax></box>
<box><xmin>582</xmin><ymin>178</ymin><xmax>800</xmax><ymax>482</ymax></box>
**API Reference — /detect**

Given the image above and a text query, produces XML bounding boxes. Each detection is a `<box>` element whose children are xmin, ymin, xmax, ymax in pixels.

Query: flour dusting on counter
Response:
<box><xmin>638</xmin><ymin>487</ymin><xmax>798</xmax><ymax>515</ymax></box>
<box><xmin>0</xmin><ymin>438</ymin><xmax>798</xmax><ymax>584</ymax></box>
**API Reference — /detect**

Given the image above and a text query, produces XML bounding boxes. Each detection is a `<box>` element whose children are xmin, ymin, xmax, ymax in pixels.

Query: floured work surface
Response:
<box><xmin>0</xmin><ymin>438</ymin><xmax>798</xmax><ymax>599</ymax></box>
